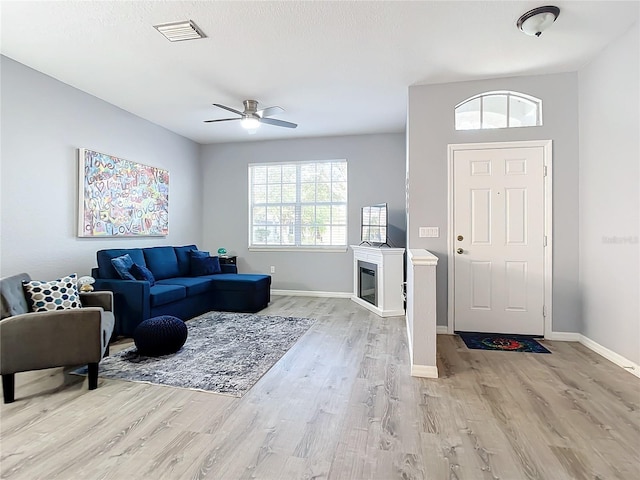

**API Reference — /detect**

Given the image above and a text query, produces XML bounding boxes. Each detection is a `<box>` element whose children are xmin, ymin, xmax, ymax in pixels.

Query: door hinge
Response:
<box><xmin>543</xmin><ymin>166</ymin><xmax>548</xmax><ymax>177</ymax></box>
<box><xmin>543</xmin><ymin>235</ymin><xmax>548</xmax><ymax>247</ymax></box>
<box><xmin>543</xmin><ymin>305</ymin><xmax>547</xmax><ymax>317</ymax></box>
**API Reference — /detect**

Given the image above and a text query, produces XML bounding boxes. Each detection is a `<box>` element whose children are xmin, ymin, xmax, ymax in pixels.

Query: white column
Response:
<box><xmin>406</xmin><ymin>249</ymin><xmax>438</xmax><ymax>378</ymax></box>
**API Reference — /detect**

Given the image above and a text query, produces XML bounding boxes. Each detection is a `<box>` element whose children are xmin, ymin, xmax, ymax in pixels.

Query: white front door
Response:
<box><xmin>451</xmin><ymin>144</ymin><xmax>547</xmax><ymax>335</ymax></box>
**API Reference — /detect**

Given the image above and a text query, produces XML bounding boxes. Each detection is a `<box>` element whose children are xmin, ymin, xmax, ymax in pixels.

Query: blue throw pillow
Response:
<box><xmin>111</xmin><ymin>254</ymin><xmax>135</xmax><ymax>280</ymax></box>
<box><xmin>210</xmin><ymin>256</ymin><xmax>222</xmax><ymax>274</ymax></box>
<box><xmin>190</xmin><ymin>252</ymin><xmax>222</xmax><ymax>276</ymax></box>
<box><xmin>130</xmin><ymin>263</ymin><xmax>156</xmax><ymax>286</ymax></box>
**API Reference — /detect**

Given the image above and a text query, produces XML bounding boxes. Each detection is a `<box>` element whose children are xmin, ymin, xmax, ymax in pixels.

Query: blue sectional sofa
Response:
<box><xmin>92</xmin><ymin>245</ymin><xmax>271</xmax><ymax>337</ymax></box>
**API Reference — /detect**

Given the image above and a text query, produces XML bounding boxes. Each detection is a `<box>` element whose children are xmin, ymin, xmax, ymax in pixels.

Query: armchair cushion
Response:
<box><xmin>22</xmin><ymin>273</ymin><xmax>81</xmax><ymax>312</ymax></box>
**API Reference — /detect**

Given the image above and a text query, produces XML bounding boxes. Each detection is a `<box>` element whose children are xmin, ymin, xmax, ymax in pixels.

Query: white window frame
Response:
<box><xmin>454</xmin><ymin>90</ymin><xmax>543</xmax><ymax>131</ymax></box>
<box><xmin>248</xmin><ymin>160</ymin><xmax>348</xmax><ymax>252</ymax></box>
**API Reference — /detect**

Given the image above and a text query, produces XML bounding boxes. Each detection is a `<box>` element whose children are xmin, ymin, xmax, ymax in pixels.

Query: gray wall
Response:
<box><xmin>0</xmin><ymin>56</ymin><xmax>202</xmax><ymax>279</ymax></box>
<box><xmin>578</xmin><ymin>23</ymin><xmax>639</xmax><ymax>365</ymax></box>
<box><xmin>407</xmin><ymin>73</ymin><xmax>580</xmax><ymax>333</ymax></box>
<box><xmin>200</xmin><ymin>134</ymin><xmax>406</xmax><ymax>293</ymax></box>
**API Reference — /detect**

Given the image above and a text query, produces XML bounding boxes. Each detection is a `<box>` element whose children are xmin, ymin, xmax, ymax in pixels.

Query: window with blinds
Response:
<box><xmin>249</xmin><ymin>160</ymin><xmax>348</xmax><ymax>249</ymax></box>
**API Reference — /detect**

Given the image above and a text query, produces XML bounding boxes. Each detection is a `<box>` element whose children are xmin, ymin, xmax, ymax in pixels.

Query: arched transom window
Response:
<box><xmin>455</xmin><ymin>91</ymin><xmax>542</xmax><ymax>130</ymax></box>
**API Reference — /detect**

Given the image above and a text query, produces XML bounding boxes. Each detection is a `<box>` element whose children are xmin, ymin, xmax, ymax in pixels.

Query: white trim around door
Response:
<box><xmin>447</xmin><ymin>140</ymin><xmax>553</xmax><ymax>337</ymax></box>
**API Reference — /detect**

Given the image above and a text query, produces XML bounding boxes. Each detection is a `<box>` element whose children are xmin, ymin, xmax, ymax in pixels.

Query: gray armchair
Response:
<box><xmin>0</xmin><ymin>273</ymin><xmax>115</xmax><ymax>403</ymax></box>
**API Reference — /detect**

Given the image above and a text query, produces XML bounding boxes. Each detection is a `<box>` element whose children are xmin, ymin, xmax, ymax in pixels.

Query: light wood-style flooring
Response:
<box><xmin>1</xmin><ymin>296</ymin><xmax>639</xmax><ymax>479</ymax></box>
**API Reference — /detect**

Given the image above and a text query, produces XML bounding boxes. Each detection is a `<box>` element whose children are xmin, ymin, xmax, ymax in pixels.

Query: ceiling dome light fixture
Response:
<box><xmin>517</xmin><ymin>6</ymin><xmax>560</xmax><ymax>37</ymax></box>
<box><xmin>241</xmin><ymin>117</ymin><xmax>260</xmax><ymax>130</ymax></box>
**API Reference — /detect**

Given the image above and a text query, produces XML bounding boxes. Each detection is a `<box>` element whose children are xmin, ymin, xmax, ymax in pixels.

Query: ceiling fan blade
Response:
<box><xmin>259</xmin><ymin>117</ymin><xmax>298</xmax><ymax>129</ymax></box>
<box><xmin>212</xmin><ymin>103</ymin><xmax>243</xmax><ymax>116</ymax></box>
<box><xmin>203</xmin><ymin>118</ymin><xmax>241</xmax><ymax>123</ymax></box>
<box><xmin>256</xmin><ymin>106</ymin><xmax>284</xmax><ymax>118</ymax></box>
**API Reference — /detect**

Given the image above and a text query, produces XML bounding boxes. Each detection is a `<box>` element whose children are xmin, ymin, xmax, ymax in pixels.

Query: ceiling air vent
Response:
<box><xmin>153</xmin><ymin>20</ymin><xmax>206</xmax><ymax>42</ymax></box>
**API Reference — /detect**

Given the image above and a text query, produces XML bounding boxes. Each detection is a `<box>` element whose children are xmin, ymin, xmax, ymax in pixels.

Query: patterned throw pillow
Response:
<box><xmin>111</xmin><ymin>254</ymin><xmax>136</xmax><ymax>280</ymax></box>
<box><xmin>23</xmin><ymin>273</ymin><xmax>82</xmax><ymax>312</ymax></box>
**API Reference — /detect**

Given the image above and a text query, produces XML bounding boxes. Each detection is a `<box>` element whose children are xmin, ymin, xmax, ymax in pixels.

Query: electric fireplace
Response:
<box><xmin>358</xmin><ymin>260</ymin><xmax>377</xmax><ymax>306</ymax></box>
<box><xmin>350</xmin><ymin>245</ymin><xmax>405</xmax><ymax>317</ymax></box>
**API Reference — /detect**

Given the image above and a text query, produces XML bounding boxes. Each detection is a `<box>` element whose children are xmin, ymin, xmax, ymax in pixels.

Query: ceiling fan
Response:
<box><xmin>204</xmin><ymin>100</ymin><xmax>297</xmax><ymax>129</ymax></box>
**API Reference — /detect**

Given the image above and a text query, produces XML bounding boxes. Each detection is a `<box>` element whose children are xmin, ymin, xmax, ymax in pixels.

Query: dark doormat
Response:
<box><xmin>457</xmin><ymin>331</ymin><xmax>551</xmax><ymax>353</ymax></box>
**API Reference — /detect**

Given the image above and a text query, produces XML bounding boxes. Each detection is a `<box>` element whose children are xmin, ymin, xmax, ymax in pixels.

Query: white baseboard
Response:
<box><xmin>578</xmin><ymin>334</ymin><xmax>640</xmax><ymax>378</ymax></box>
<box><xmin>438</xmin><ymin>327</ymin><xmax>638</xmax><ymax>378</ymax></box>
<box><xmin>411</xmin><ymin>364</ymin><xmax>438</xmax><ymax>378</ymax></box>
<box><xmin>546</xmin><ymin>331</ymin><xmax>639</xmax><ymax>378</ymax></box>
<box><xmin>405</xmin><ymin>316</ymin><xmax>438</xmax><ymax>378</ymax></box>
<box><xmin>546</xmin><ymin>331</ymin><xmax>581</xmax><ymax>341</ymax></box>
<box><xmin>271</xmin><ymin>289</ymin><xmax>352</xmax><ymax>299</ymax></box>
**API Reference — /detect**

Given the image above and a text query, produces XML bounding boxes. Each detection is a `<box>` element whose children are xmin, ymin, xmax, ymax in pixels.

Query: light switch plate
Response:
<box><xmin>419</xmin><ymin>227</ymin><xmax>439</xmax><ymax>238</ymax></box>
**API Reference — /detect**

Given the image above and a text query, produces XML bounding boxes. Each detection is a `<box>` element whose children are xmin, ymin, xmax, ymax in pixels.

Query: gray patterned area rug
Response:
<box><xmin>75</xmin><ymin>311</ymin><xmax>315</xmax><ymax>397</ymax></box>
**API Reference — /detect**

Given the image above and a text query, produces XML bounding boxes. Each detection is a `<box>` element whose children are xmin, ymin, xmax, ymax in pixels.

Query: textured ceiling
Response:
<box><xmin>1</xmin><ymin>1</ymin><xmax>638</xmax><ymax>144</ymax></box>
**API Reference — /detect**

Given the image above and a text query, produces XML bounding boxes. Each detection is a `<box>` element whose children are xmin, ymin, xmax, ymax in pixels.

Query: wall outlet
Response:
<box><xmin>419</xmin><ymin>227</ymin><xmax>440</xmax><ymax>238</ymax></box>
<box><xmin>270</xmin><ymin>266</ymin><xmax>275</xmax><ymax>273</ymax></box>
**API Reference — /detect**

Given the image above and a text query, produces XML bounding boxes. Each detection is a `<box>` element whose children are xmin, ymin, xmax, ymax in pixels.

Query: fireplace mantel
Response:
<box><xmin>350</xmin><ymin>245</ymin><xmax>405</xmax><ymax>317</ymax></box>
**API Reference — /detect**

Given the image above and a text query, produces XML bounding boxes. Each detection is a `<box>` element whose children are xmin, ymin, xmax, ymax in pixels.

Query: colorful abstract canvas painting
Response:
<box><xmin>78</xmin><ymin>148</ymin><xmax>169</xmax><ymax>237</ymax></box>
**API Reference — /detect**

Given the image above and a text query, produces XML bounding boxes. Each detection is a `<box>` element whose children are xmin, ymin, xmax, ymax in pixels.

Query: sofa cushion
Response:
<box><xmin>208</xmin><ymin>274</ymin><xmax>271</xmax><ymax>292</ymax></box>
<box><xmin>143</xmin><ymin>246</ymin><xmax>180</xmax><ymax>280</ymax></box>
<box><xmin>111</xmin><ymin>254</ymin><xmax>136</xmax><ymax>280</ymax></box>
<box><xmin>156</xmin><ymin>277</ymin><xmax>212</xmax><ymax>296</ymax></box>
<box><xmin>149</xmin><ymin>284</ymin><xmax>186</xmax><ymax>307</ymax></box>
<box><xmin>97</xmin><ymin>249</ymin><xmax>146</xmax><ymax>279</ymax></box>
<box><xmin>131</xmin><ymin>263</ymin><xmax>156</xmax><ymax>286</ymax></box>
<box><xmin>22</xmin><ymin>273</ymin><xmax>82</xmax><ymax>312</ymax></box>
<box><xmin>174</xmin><ymin>245</ymin><xmax>198</xmax><ymax>276</ymax></box>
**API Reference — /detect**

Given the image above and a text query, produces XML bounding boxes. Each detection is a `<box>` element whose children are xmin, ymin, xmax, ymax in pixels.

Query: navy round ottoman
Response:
<box><xmin>134</xmin><ymin>315</ymin><xmax>188</xmax><ymax>356</ymax></box>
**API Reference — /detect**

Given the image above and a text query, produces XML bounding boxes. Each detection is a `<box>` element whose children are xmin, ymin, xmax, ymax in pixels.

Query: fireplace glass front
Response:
<box><xmin>358</xmin><ymin>260</ymin><xmax>377</xmax><ymax>306</ymax></box>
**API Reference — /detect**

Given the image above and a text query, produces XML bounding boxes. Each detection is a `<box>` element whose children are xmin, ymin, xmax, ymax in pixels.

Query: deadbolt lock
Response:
<box><xmin>457</xmin><ymin>235</ymin><xmax>463</xmax><ymax>241</ymax></box>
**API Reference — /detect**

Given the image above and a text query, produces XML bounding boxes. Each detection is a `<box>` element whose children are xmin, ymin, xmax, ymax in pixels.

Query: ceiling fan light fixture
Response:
<box><xmin>205</xmin><ymin>100</ymin><xmax>297</xmax><ymax>129</ymax></box>
<box><xmin>241</xmin><ymin>117</ymin><xmax>260</xmax><ymax>130</ymax></box>
<box><xmin>517</xmin><ymin>6</ymin><xmax>560</xmax><ymax>37</ymax></box>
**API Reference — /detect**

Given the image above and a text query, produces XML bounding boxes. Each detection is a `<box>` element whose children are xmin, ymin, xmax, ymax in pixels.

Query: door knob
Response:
<box><xmin>456</xmin><ymin>248</ymin><xmax>463</xmax><ymax>254</ymax></box>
